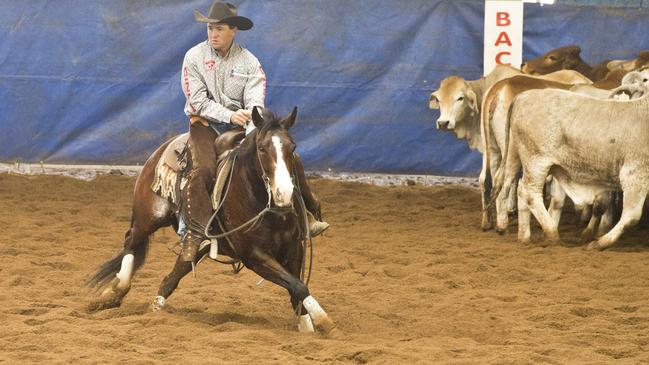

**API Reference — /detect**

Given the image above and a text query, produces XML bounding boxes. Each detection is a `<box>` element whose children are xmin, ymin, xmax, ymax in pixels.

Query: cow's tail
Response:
<box><xmin>488</xmin><ymin>98</ymin><xmax>515</xmax><ymax>209</ymax></box>
<box><xmin>480</xmin><ymin>83</ymin><xmax>498</xmax><ymax>212</ymax></box>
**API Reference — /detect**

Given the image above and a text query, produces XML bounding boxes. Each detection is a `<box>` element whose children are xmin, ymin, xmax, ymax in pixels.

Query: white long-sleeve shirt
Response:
<box><xmin>181</xmin><ymin>40</ymin><xmax>266</xmax><ymax>125</ymax></box>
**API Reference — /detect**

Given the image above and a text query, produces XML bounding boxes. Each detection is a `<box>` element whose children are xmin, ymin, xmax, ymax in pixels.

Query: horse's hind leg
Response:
<box><xmin>89</xmin><ymin>175</ymin><xmax>174</xmax><ymax>311</ymax></box>
<box><xmin>152</xmin><ymin>246</ymin><xmax>209</xmax><ymax>311</ymax></box>
<box><xmin>243</xmin><ymin>246</ymin><xmax>339</xmax><ymax>337</ymax></box>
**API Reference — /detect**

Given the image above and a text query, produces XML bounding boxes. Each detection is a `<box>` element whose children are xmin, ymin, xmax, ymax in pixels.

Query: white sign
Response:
<box><xmin>484</xmin><ymin>0</ymin><xmax>524</xmax><ymax>76</ymax></box>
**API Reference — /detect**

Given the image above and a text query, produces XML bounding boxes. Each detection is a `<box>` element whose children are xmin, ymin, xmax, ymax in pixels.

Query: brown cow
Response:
<box><xmin>521</xmin><ymin>45</ymin><xmax>609</xmax><ymax>82</ymax></box>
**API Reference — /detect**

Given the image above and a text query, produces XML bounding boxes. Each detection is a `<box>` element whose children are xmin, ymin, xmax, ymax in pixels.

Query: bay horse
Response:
<box><xmin>88</xmin><ymin>107</ymin><xmax>338</xmax><ymax>336</ymax></box>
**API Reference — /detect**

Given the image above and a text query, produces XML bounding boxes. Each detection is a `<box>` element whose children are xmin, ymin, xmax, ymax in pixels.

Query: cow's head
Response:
<box><xmin>522</xmin><ymin>45</ymin><xmax>584</xmax><ymax>75</ymax></box>
<box><xmin>429</xmin><ymin>76</ymin><xmax>478</xmax><ymax>131</ymax></box>
<box><xmin>621</xmin><ymin>69</ymin><xmax>649</xmax><ymax>87</ymax></box>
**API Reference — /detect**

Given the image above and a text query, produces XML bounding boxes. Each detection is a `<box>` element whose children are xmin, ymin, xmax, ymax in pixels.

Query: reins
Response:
<box><xmin>202</xmin><ymin>142</ymin><xmax>314</xmax><ymax>285</ymax></box>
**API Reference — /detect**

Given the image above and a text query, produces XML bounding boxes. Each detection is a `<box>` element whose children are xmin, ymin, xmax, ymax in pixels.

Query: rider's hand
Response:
<box><xmin>230</xmin><ymin>109</ymin><xmax>252</xmax><ymax>127</ymax></box>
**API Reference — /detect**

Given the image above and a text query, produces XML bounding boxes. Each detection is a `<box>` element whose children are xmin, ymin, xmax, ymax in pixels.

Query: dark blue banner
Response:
<box><xmin>1</xmin><ymin>1</ymin><xmax>648</xmax><ymax>175</ymax></box>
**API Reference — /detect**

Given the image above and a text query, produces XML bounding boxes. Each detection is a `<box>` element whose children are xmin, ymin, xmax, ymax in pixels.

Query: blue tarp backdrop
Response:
<box><xmin>1</xmin><ymin>1</ymin><xmax>649</xmax><ymax>175</ymax></box>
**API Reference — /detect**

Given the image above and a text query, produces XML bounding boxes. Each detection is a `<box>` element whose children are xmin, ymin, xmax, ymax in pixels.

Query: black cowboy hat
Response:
<box><xmin>194</xmin><ymin>1</ymin><xmax>253</xmax><ymax>30</ymax></box>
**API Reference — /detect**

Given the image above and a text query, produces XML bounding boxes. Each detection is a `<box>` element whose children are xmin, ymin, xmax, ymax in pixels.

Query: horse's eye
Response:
<box><xmin>457</xmin><ymin>96</ymin><xmax>464</xmax><ymax>102</ymax></box>
<box><xmin>258</xmin><ymin>146</ymin><xmax>265</xmax><ymax>153</ymax></box>
<box><xmin>548</xmin><ymin>55</ymin><xmax>557</xmax><ymax>61</ymax></box>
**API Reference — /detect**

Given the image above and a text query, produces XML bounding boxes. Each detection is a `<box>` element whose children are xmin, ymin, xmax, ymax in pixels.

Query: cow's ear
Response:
<box><xmin>429</xmin><ymin>91</ymin><xmax>440</xmax><ymax>109</ymax></box>
<box><xmin>467</xmin><ymin>89</ymin><xmax>478</xmax><ymax>115</ymax></box>
<box><xmin>566</xmin><ymin>45</ymin><xmax>581</xmax><ymax>56</ymax></box>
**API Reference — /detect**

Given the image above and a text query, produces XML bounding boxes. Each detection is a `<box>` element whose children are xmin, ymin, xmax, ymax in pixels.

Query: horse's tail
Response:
<box><xmin>86</xmin><ymin>223</ymin><xmax>151</xmax><ymax>289</ymax></box>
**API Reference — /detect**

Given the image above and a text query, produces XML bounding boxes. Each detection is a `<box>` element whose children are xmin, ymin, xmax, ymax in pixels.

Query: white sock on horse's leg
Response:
<box><xmin>115</xmin><ymin>254</ymin><xmax>134</xmax><ymax>289</ymax></box>
<box><xmin>298</xmin><ymin>314</ymin><xmax>315</xmax><ymax>333</ymax></box>
<box><xmin>152</xmin><ymin>296</ymin><xmax>166</xmax><ymax>311</ymax></box>
<box><xmin>302</xmin><ymin>295</ymin><xmax>327</xmax><ymax>323</ymax></box>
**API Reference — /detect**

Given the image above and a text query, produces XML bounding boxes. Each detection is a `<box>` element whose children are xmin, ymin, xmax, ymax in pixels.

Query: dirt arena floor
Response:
<box><xmin>3</xmin><ymin>173</ymin><xmax>649</xmax><ymax>364</ymax></box>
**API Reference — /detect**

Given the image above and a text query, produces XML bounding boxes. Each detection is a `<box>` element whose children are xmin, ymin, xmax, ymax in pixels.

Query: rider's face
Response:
<box><xmin>207</xmin><ymin>23</ymin><xmax>237</xmax><ymax>55</ymax></box>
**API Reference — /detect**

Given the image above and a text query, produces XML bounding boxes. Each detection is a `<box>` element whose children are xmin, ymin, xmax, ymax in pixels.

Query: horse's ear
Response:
<box><xmin>281</xmin><ymin>106</ymin><xmax>298</xmax><ymax>130</ymax></box>
<box><xmin>251</xmin><ymin>106</ymin><xmax>264</xmax><ymax>128</ymax></box>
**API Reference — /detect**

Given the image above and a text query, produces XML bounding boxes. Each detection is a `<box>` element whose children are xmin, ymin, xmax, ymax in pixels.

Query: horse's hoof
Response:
<box><xmin>481</xmin><ymin>224</ymin><xmax>494</xmax><ymax>232</ymax></box>
<box><xmin>325</xmin><ymin>327</ymin><xmax>344</xmax><ymax>340</ymax></box>
<box><xmin>151</xmin><ymin>296</ymin><xmax>166</xmax><ymax>312</ymax></box>
<box><xmin>496</xmin><ymin>227</ymin><xmax>507</xmax><ymax>235</ymax></box>
<box><xmin>585</xmin><ymin>241</ymin><xmax>605</xmax><ymax>251</ymax></box>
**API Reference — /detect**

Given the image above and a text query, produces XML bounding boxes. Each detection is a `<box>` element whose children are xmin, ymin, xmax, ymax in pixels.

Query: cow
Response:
<box><xmin>607</xmin><ymin>51</ymin><xmax>649</xmax><ymax>72</ymax></box>
<box><xmin>521</xmin><ymin>45</ymin><xmax>610</xmax><ymax>82</ymax></box>
<box><xmin>481</xmin><ymin>76</ymin><xmax>575</xmax><ymax>234</ymax></box>
<box><xmin>430</xmin><ymin>66</ymin><xmax>591</xmax><ymax>230</ymax></box>
<box><xmin>428</xmin><ymin>65</ymin><xmax>522</xmax><ymax>151</ymax></box>
<box><xmin>571</xmin><ymin>68</ymin><xmax>649</xmax><ymax>100</ymax></box>
<box><xmin>491</xmin><ymin>89</ymin><xmax>649</xmax><ymax>250</ymax></box>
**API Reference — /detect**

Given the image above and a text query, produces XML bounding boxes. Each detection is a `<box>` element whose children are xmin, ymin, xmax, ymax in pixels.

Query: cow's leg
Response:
<box><xmin>492</xmin><ymin>148</ymin><xmax>510</xmax><ymax>233</ymax></box>
<box><xmin>521</xmin><ymin>161</ymin><xmax>559</xmax><ymax>242</ymax></box>
<box><xmin>517</xmin><ymin>179</ymin><xmax>532</xmax><ymax>243</ymax></box>
<box><xmin>581</xmin><ymin>192</ymin><xmax>611</xmax><ymax>242</ymax></box>
<box><xmin>547</xmin><ymin>178</ymin><xmax>566</xmax><ymax>226</ymax></box>
<box><xmin>152</xmin><ymin>246</ymin><xmax>209</xmax><ymax>311</ymax></box>
<box><xmin>479</xmin><ymin>160</ymin><xmax>494</xmax><ymax>231</ymax></box>
<box><xmin>597</xmin><ymin>193</ymin><xmax>616</xmax><ymax>236</ymax></box>
<box><xmin>579</xmin><ymin>204</ymin><xmax>593</xmax><ymax>225</ymax></box>
<box><xmin>242</xmin><ymin>246</ymin><xmax>339</xmax><ymax>337</ymax></box>
<box><xmin>507</xmin><ymin>178</ymin><xmax>518</xmax><ymax>216</ymax></box>
<box><xmin>588</xmin><ymin>185</ymin><xmax>647</xmax><ymax>251</ymax></box>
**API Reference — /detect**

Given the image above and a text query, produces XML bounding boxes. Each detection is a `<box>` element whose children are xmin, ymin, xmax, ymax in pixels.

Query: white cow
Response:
<box><xmin>492</xmin><ymin>89</ymin><xmax>649</xmax><ymax>250</ymax></box>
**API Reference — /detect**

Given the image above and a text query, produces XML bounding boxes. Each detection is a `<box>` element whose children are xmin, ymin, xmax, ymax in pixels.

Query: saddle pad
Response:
<box><xmin>151</xmin><ymin>133</ymin><xmax>189</xmax><ymax>205</ymax></box>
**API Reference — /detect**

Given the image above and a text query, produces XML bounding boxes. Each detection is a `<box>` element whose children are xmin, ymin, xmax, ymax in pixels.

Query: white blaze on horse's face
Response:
<box><xmin>270</xmin><ymin>135</ymin><xmax>294</xmax><ymax>207</ymax></box>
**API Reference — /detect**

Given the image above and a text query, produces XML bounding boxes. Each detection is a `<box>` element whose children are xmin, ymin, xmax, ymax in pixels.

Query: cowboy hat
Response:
<box><xmin>194</xmin><ymin>1</ymin><xmax>253</xmax><ymax>30</ymax></box>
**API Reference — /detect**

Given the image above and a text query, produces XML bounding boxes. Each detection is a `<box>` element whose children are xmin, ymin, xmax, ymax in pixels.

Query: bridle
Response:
<box><xmin>202</xmin><ymin>132</ymin><xmax>314</xmax><ymax>284</ymax></box>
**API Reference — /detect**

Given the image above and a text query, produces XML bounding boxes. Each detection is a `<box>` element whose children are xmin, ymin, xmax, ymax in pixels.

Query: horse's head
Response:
<box><xmin>251</xmin><ymin>107</ymin><xmax>298</xmax><ymax>208</ymax></box>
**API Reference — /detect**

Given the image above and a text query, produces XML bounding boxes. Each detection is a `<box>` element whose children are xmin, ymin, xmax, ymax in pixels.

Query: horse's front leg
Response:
<box><xmin>281</xmin><ymin>239</ymin><xmax>315</xmax><ymax>333</ymax></box>
<box><xmin>152</xmin><ymin>246</ymin><xmax>209</xmax><ymax>311</ymax></box>
<box><xmin>242</xmin><ymin>246</ymin><xmax>339</xmax><ymax>338</ymax></box>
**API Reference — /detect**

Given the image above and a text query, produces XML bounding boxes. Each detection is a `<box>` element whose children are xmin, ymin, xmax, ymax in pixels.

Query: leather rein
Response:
<box><xmin>202</xmin><ymin>142</ymin><xmax>314</xmax><ymax>285</ymax></box>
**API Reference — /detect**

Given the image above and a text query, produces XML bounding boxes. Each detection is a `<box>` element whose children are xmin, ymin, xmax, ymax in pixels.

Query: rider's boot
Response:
<box><xmin>293</xmin><ymin>154</ymin><xmax>329</xmax><ymax>237</ymax></box>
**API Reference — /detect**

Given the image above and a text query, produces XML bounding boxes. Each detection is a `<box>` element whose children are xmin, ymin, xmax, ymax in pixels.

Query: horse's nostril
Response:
<box><xmin>438</xmin><ymin>120</ymin><xmax>450</xmax><ymax>129</ymax></box>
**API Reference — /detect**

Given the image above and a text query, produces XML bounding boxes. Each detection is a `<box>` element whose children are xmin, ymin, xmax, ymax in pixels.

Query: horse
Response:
<box><xmin>87</xmin><ymin>107</ymin><xmax>338</xmax><ymax>337</ymax></box>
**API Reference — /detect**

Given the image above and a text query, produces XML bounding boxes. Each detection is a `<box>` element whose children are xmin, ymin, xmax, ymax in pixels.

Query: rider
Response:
<box><xmin>179</xmin><ymin>1</ymin><xmax>329</xmax><ymax>262</ymax></box>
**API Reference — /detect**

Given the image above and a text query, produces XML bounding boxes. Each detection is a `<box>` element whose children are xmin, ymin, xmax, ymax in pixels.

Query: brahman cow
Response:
<box><xmin>607</xmin><ymin>51</ymin><xmax>649</xmax><ymax>72</ymax></box>
<box><xmin>492</xmin><ymin>88</ymin><xmax>649</xmax><ymax>250</ymax></box>
<box><xmin>430</xmin><ymin>66</ymin><xmax>591</xmax><ymax>230</ymax></box>
<box><xmin>521</xmin><ymin>45</ymin><xmax>610</xmax><ymax>82</ymax></box>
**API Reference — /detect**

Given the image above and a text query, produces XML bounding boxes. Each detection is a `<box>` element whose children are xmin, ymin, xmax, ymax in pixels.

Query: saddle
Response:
<box><xmin>151</xmin><ymin>130</ymin><xmax>245</xmax><ymax>208</ymax></box>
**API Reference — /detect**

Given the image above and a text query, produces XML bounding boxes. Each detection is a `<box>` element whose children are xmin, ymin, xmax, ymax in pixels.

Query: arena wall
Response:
<box><xmin>1</xmin><ymin>0</ymin><xmax>649</xmax><ymax>175</ymax></box>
